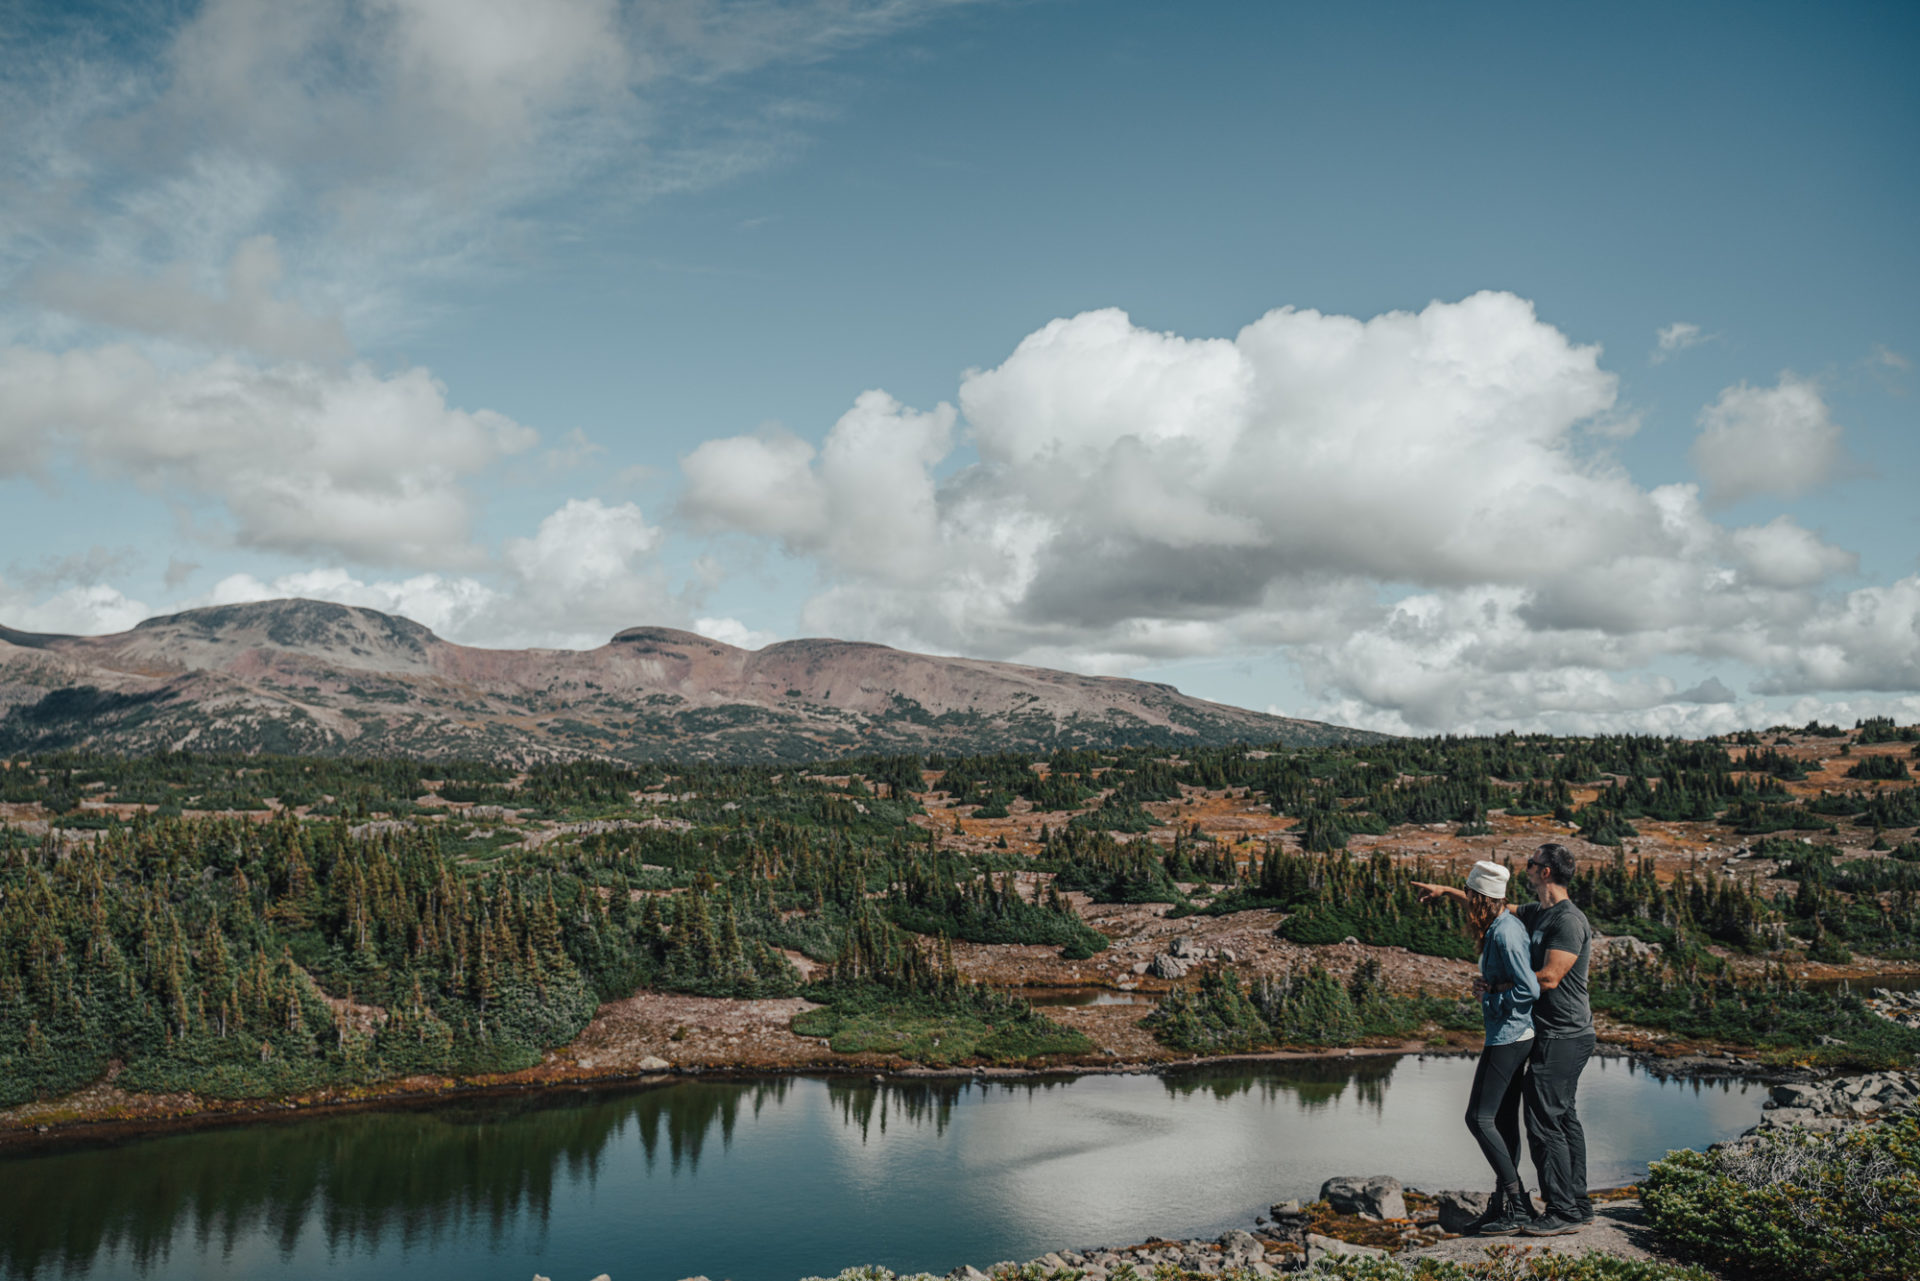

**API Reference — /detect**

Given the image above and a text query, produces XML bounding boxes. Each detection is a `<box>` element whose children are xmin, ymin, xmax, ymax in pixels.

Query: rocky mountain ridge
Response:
<box><xmin>0</xmin><ymin>598</ymin><xmax>1376</xmax><ymax>762</ymax></box>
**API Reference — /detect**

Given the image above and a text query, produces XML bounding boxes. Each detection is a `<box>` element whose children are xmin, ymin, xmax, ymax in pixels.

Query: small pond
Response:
<box><xmin>0</xmin><ymin>1056</ymin><xmax>1760</xmax><ymax>1281</ymax></box>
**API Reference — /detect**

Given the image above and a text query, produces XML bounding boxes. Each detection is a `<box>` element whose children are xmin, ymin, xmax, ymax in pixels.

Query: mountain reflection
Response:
<box><xmin>0</xmin><ymin>1080</ymin><xmax>793</xmax><ymax>1280</ymax></box>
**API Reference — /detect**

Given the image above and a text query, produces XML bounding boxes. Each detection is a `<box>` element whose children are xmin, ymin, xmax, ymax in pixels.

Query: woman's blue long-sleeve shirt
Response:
<box><xmin>1480</xmin><ymin>911</ymin><xmax>1540</xmax><ymax>1046</ymax></box>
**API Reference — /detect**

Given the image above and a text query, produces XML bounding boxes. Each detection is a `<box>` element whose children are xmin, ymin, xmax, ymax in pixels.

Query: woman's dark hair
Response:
<box><xmin>1534</xmin><ymin>842</ymin><xmax>1577</xmax><ymax>886</ymax></box>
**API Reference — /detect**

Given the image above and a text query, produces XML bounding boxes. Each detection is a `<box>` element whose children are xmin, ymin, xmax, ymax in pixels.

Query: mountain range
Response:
<box><xmin>0</xmin><ymin>598</ymin><xmax>1375</xmax><ymax>762</ymax></box>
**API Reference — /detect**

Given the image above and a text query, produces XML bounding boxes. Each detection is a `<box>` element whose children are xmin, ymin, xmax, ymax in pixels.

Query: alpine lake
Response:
<box><xmin>0</xmin><ymin>1054</ymin><xmax>1762</xmax><ymax>1281</ymax></box>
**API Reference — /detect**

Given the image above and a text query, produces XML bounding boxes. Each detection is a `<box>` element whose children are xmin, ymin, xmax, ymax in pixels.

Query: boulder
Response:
<box><xmin>1593</xmin><ymin>933</ymin><xmax>1659</xmax><ymax>960</ymax></box>
<box><xmin>1431</xmin><ymin>1189</ymin><xmax>1492</xmax><ymax>1233</ymax></box>
<box><xmin>945</xmin><ymin>1268</ymin><xmax>990</xmax><ymax>1281</ymax></box>
<box><xmin>637</xmin><ymin>1055</ymin><xmax>671</xmax><ymax>1072</ymax></box>
<box><xmin>1768</xmin><ymin>1083</ymin><xmax>1830</xmax><ymax>1110</ymax></box>
<box><xmin>1320</xmin><ymin>1174</ymin><xmax>1406</xmax><ymax>1220</ymax></box>
<box><xmin>1170</xmin><ymin>935</ymin><xmax>1197</xmax><ymax>958</ymax></box>
<box><xmin>1149</xmin><ymin>953</ymin><xmax>1191</xmax><ymax>979</ymax></box>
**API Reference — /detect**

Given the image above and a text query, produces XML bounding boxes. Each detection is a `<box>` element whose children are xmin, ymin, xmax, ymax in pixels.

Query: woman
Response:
<box><xmin>1413</xmin><ymin>860</ymin><xmax>1540</xmax><ymax>1235</ymax></box>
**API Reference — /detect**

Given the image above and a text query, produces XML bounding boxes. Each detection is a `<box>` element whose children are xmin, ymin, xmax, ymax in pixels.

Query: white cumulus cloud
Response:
<box><xmin>1691</xmin><ymin>373</ymin><xmax>1843</xmax><ymax>504</ymax></box>
<box><xmin>681</xmin><ymin>292</ymin><xmax>1898</xmax><ymax>733</ymax></box>
<box><xmin>0</xmin><ymin>346</ymin><xmax>537</xmax><ymax>567</ymax></box>
<box><xmin>198</xmin><ymin>498</ymin><xmax>682</xmax><ymax>651</ymax></box>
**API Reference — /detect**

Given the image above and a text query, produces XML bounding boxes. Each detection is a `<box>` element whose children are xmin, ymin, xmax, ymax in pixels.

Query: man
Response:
<box><xmin>1413</xmin><ymin>842</ymin><xmax>1594</xmax><ymax>1235</ymax></box>
<box><xmin>1511</xmin><ymin>842</ymin><xmax>1594</xmax><ymax>1235</ymax></box>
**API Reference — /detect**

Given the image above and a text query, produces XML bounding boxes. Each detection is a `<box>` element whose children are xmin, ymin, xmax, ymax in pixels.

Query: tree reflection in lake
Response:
<box><xmin>0</xmin><ymin>1080</ymin><xmax>796</xmax><ymax>1279</ymax></box>
<box><xmin>1159</xmin><ymin>1055</ymin><xmax>1398</xmax><ymax>1113</ymax></box>
<box><xmin>827</xmin><ymin>1078</ymin><xmax>966</xmax><ymax>1140</ymax></box>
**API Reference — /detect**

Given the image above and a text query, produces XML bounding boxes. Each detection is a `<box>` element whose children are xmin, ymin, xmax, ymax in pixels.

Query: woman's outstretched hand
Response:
<box><xmin>1410</xmin><ymin>880</ymin><xmax>1449</xmax><ymax>904</ymax></box>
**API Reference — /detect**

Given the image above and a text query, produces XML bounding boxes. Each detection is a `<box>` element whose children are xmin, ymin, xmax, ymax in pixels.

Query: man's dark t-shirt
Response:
<box><xmin>1516</xmin><ymin>900</ymin><xmax>1593</xmax><ymax>1038</ymax></box>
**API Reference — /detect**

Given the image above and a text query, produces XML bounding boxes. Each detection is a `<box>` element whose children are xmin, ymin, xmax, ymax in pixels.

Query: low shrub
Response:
<box><xmin>1312</xmin><ymin>1248</ymin><xmax>1712</xmax><ymax>1279</ymax></box>
<box><xmin>791</xmin><ymin>984</ymin><xmax>1093</xmax><ymax>1065</ymax></box>
<box><xmin>1642</xmin><ymin>1108</ymin><xmax>1920</xmax><ymax>1281</ymax></box>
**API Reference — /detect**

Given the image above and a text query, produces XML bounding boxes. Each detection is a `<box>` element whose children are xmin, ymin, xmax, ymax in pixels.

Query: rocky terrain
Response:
<box><xmin>0</xmin><ymin>598</ymin><xmax>1375</xmax><ymax>762</ymax></box>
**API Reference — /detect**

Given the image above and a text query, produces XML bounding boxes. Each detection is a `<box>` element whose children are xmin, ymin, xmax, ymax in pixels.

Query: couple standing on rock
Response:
<box><xmin>1413</xmin><ymin>843</ymin><xmax>1595</xmax><ymax>1238</ymax></box>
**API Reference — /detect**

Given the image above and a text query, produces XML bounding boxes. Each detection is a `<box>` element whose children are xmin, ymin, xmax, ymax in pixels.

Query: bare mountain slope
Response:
<box><xmin>0</xmin><ymin>599</ymin><xmax>1379</xmax><ymax>762</ymax></box>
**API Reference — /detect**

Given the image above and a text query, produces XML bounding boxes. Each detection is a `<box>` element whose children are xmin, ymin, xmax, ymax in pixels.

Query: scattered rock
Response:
<box><xmin>1305</xmin><ymin>1232</ymin><xmax>1387</xmax><ymax>1262</ymax></box>
<box><xmin>1431</xmin><ymin>1189</ymin><xmax>1492</xmax><ymax>1233</ymax></box>
<box><xmin>636</xmin><ymin>1056</ymin><xmax>670</xmax><ymax>1072</ymax></box>
<box><xmin>1320</xmin><ymin>1174</ymin><xmax>1406</xmax><ymax>1220</ymax></box>
<box><xmin>1217</xmin><ymin>1229</ymin><xmax>1262</xmax><ymax>1256</ymax></box>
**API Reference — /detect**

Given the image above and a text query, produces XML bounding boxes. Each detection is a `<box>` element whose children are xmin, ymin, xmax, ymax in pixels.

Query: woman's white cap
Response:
<box><xmin>1465</xmin><ymin>860</ymin><xmax>1510</xmax><ymax>899</ymax></box>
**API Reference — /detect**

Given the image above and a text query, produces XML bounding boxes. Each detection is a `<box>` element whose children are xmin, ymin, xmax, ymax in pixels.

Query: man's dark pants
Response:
<box><xmin>1523</xmin><ymin>1032</ymin><xmax>1594</xmax><ymax>1218</ymax></box>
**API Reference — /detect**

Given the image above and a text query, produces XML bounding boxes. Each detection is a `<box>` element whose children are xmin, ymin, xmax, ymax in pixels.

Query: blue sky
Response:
<box><xmin>1</xmin><ymin>0</ymin><xmax>1915</xmax><ymax>735</ymax></box>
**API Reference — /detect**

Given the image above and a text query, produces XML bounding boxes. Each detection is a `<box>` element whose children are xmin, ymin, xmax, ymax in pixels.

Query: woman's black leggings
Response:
<box><xmin>1465</xmin><ymin>1039</ymin><xmax>1531</xmax><ymax>1189</ymax></box>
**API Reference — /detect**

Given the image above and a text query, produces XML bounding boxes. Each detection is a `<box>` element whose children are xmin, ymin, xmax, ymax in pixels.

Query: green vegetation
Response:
<box><xmin>792</xmin><ymin>985</ymin><xmax>1092</xmax><ymax>1064</ymax></box>
<box><xmin>793</xmin><ymin>897</ymin><xmax>1094</xmax><ymax>1062</ymax></box>
<box><xmin>1312</xmin><ymin>1252</ymin><xmax>1713</xmax><ymax>1280</ymax></box>
<box><xmin>1144</xmin><ymin>961</ymin><xmax>1479</xmax><ymax>1053</ymax></box>
<box><xmin>4</xmin><ymin>719</ymin><xmax>1917</xmax><ymax>1102</ymax></box>
<box><xmin>1594</xmin><ymin>959</ymin><xmax>1920</xmax><ymax>1069</ymax></box>
<box><xmin>1848</xmin><ymin>753</ymin><xmax>1912</xmax><ymax>781</ymax></box>
<box><xmin>887</xmin><ymin>850</ymin><xmax>1108</xmax><ymax>956</ymax></box>
<box><xmin>1042</xmin><ymin>825</ymin><xmax>1190</xmax><ymax>904</ymax></box>
<box><xmin>1644</xmin><ymin>1108</ymin><xmax>1920</xmax><ymax>1281</ymax></box>
<box><xmin>1857</xmin><ymin>716</ymin><xmax>1920</xmax><ymax>745</ymax></box>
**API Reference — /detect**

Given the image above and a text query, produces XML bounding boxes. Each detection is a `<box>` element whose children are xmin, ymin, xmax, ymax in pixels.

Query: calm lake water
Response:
<box><xmin>0</xmin><ymin>1057</ymin><xmax>1758</xmax><ymax>1281</ymax></box>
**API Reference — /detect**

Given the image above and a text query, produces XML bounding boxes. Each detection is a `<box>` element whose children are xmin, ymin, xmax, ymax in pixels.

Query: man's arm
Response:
<box><xmin>1537</xmin><ymin>948</ymin><xmax>1578</xmax><ymax>990</ymax></box>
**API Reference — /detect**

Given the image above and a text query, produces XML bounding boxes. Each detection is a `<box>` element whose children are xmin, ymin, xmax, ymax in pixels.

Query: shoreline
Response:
<box><xmin>0</xmin><ymin>1036</ymin><xmax>1791</xmax><ymax>1155</ymax></box>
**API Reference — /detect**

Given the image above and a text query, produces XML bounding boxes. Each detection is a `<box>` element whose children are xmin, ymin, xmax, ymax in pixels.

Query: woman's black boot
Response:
<box><xmin>1475</xmin><ymin>1184</ymin><xmax>1536</xmax><ymax>1235</ymax></box>
<box><xmin>1462</xmin><ymin>1187</ymin><xmax>1505</xmax><ymax>1234</ymax></box>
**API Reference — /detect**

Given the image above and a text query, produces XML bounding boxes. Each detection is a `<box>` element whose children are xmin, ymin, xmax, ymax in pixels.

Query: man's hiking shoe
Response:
<box><xmin>1518</xmin><ymin>1212</ymin><xmax>1584</xmax><ymax>1236</ymax></box>
<box><xmin>1572</xmin><ymin>1203</ymin><xmax>1596</xmax><ymax>1225</ymax></box>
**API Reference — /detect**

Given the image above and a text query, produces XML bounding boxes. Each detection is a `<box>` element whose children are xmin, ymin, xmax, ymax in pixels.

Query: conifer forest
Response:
<box><xmin>4</xmin><ymin>720</ymin><xmax>1919</xmax><ymax>1114</ymax></box>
